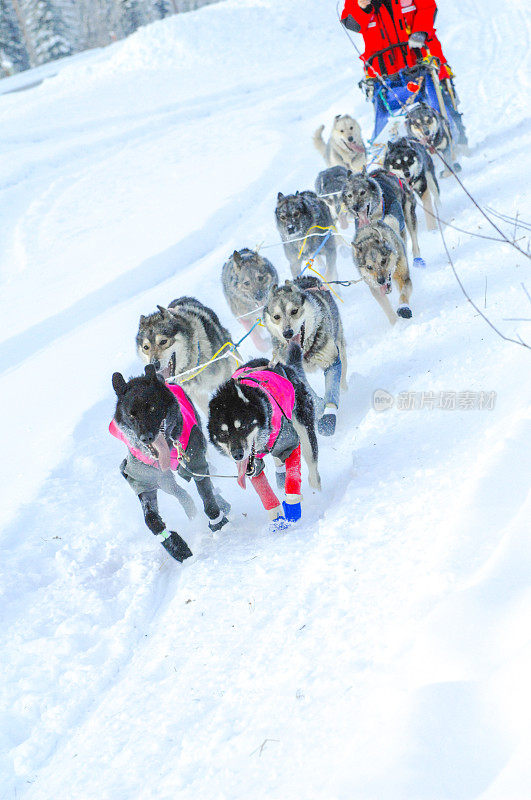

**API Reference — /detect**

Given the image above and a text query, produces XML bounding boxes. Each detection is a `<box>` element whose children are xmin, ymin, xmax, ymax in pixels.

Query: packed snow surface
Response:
<box><xmin>1</xmin><ymin>1</ymin><xmax>530</xmax><ymax>798</ymax></box>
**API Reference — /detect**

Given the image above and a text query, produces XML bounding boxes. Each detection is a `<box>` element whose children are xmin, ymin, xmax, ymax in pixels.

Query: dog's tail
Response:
<box><xmin>313</xmin><ymin>125</ymin><xmax>327</xmax><ymax>158</ymax></box>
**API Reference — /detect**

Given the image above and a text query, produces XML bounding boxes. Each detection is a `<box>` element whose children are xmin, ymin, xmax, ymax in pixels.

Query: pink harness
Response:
<box><xmin>109</xmin><ymin>384</ymin><xmax>197</xmax><ymax>471</ymax></box>
<box><xmin>232</xmin><ymin>367</ymin><xmax>295</xmax><ymax>456</ymax></box>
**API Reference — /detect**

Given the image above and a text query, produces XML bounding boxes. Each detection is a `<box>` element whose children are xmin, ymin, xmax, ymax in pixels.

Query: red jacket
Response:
<box><xmin>341</xmin><ymin>0</ymin><xmax>450</xmax><ymax>79</ymax></box>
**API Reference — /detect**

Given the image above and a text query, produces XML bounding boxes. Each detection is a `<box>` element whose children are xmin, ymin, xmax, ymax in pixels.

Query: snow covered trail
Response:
<box><xmin>1</xmin><ymin>1</ymin><xmax>530</xmax><ymax>798</ymax></box>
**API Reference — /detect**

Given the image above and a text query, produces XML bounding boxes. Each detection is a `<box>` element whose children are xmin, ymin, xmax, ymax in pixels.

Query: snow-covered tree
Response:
<box><xmin>65</xmin><ymin>0</ymin><xmax>124</xmax><ymax>50</ymax></box>
<box><xmin>0</xmin><ymin>0</ymin><xmax>220</xmax><ymax>76</ymax></box>
<box><xmin>0</xmin><ymin>1</ymin><xmax>31</xmax><ymax>75</ymax></box>
<box><xmin>120</xmin><ymin>0</ymin><xmax>148</xmax><ymax>35</ymax></box>
<box><xmin>21</xmin><ymin>0</ymin><xmax>73</xmax><ymax>64</ymax></box>
<box><xmin>151</xmin><ymin>0</ymin><xmax>173</xmax><ymax>18</ymax></box>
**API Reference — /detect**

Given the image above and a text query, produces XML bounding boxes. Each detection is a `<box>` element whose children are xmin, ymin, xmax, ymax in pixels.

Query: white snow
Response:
<box><xmin>1</xmin><ymin>1</ymin><xmax>530</xmax><ymax>798</ymax></box>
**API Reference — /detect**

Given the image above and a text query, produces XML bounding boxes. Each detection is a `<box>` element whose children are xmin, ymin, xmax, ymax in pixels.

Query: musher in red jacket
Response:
<box><xmin>341</xmin><ymin>0</ymin><xmax>467</xmax><ymax>145</ymax></box>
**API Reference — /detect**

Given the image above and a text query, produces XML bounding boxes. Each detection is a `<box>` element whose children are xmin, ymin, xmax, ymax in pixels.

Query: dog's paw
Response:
<box><xmin>318</xmin><ymin>411</ymin><xmax>337</xmax><ymax>437</ymax></box>
<box><xmin>208</xmin><ymin>513</ymin><xmax>229</xmax><ymax>533</ymax></box>
<box><xmin>145</xmin><ymin>511</ymin><xmax>165</xmax><ymax>533</ymax></box>
<box><xmin>215</xmin><ymin>494</ymin><xmax>231</xmax><ymax>515</ymax></box>
<box><xmin>412</xmin><ymin>257</ymin><xmax>426</xmax><ymax>269</ymax></box>
<box><xmin>397</xmin><ymin>304</ymin><xmax>413</xmax><ymax>319</ymax></box>
<box><xmin>269</xmin><ymin>514</ymin><xmax>291</xmax><ymax>533</ymax></box>
<box><xmin>159</xmin><ymin>531</ymin><xmax>193</xmax><ymax>562</ymax></box>
<box><xmin>282</xmin><ymin>500</ymin><xmax>301</xmax><ymax>523</ymax></box>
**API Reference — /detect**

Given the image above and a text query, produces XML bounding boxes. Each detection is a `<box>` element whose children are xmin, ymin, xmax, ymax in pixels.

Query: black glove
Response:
<box><xmin>341</xmin><ymin>14</ymin><xmax>362</xmax><ymax>33</ymax></box>
<box><xmin>408</xmin><ymin>31</ymin><xmax>427</xmax><ymax>49</ymax></box>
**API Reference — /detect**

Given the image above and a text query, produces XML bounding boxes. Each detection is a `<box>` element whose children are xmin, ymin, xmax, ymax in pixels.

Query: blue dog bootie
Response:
<box><xmin>268</xmin><ymin>504</ymin><xmax>288</xmax><ymax>532</ymax></box>
<box><xmin>413</xmin><ymin>257</ymin><xmax>426</xmax><ymax>269</ymax></box>
<box><xmin>282</xmin><ymin>498</ymin><xmax>302</xmax><ymax>523</ymax></box>
<box><xmin>271</xmin><ymin>515</ymin><xmax>291</xmax><ymax>532</ymax></box>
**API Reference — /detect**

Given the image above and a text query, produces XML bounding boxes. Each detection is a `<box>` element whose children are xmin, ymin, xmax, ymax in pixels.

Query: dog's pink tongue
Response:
<box><xmin>347</xmin><ymin>142</ymin><xmax>363</xmax><ymax>153</ymax></box>
<box><xmin>152</xmin><ymin>432</ymin><xmax>171</xmax><ymax>471</ymax></box>
<box><xmin>358</xmin><ymin>210</ymin><xmax>370</xmax><ymax>227</ymax></box>
<box><xmin>236</xmin><ymin>458</ymin><xmax>249</xmax><ymax>489</ymax></box>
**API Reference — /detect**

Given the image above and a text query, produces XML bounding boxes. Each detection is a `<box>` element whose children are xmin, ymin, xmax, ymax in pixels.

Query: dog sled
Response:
<box><xmin>361</xmin><ymin>48</ymin><xmax>461</xmax><ymax>154</ymax></box>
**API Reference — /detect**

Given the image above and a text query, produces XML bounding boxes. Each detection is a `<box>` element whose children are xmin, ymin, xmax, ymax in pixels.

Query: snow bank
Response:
<box><xmin>1</xmin><ymin>0</ymin><xmax>530</xmax><ymax>798</ymax></box>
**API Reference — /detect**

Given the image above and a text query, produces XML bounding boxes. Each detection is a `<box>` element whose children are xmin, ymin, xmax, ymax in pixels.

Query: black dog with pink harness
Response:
<box><xmin>208</xmin><ymin>345</ymin><xmax>321</xmax><ymax>528</ymax></box>
<box><xmin>110</xmin><ymin>365</ymin><xmax>229</xmax><ymax>562</ymax></box>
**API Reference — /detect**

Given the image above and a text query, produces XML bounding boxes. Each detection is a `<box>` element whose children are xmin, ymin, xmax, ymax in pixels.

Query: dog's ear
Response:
<box><xmin>112</xmin><ymin>372</ymin><xmax>127</xmax><ymax>397</ymax></box>
<box><xmin>295</xmin><ymin>190</ymin><xmax>299</xmax><ymax>196</ymax></box>
<box><xmin>156</xmin><ymin>304</ymin><xmax>174</xmax><ymax>321</ymax></box>
<box><xmin>145</xmin><ymin>364</ymin><xmax>166</xmax><ymax>386</ymax></box>
<box><xmin>277</xmin><ymin>192</ymin><xmax>284</xmax><ymax>202</ymax></box>
<box><xmin>361</xmin><ymin>164</ymin><xmax>367</xmax><ymax>176</ymax></box>
<box><xmin>346</xmin><ymin>169</ymin><xmax>353</xmax><ymax>179</ymax></box>
<box><xmin>284</xmin><ymin>279</ymin><xmax>296</xmax><ymax>293</ymax></box>
<box><xmin>232</xmin><ymin>250</ymin><xmax>242</xmax><ymax>270</ymax></box>
<box><xmin>139</xmin><ymin>314</ymin><xmax>147</xmax><ymax>324</ymax></box>
<box><xmin>334</xmin><ymin>113</ymin><xmax>341</xmax><ymax>121</ymax></box>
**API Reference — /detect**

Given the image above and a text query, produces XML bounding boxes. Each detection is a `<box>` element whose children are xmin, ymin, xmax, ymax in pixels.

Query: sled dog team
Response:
<box><xmin>110</xmin><ymin>104</ymin><xmax>459</xmax><ymax>562</ymax></box>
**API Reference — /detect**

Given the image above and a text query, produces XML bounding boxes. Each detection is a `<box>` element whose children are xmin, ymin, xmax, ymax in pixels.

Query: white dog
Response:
<box><xmin>313</xmin><ymin>114</ymin><xmax>367</xmax><ymax>172</ymax></box>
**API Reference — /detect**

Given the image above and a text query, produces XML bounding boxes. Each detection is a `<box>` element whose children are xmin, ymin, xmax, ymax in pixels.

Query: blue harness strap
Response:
<box><xmin>299</xmin><ymin>229</ymin><xmax>332</xmax><ymax>277</ymax></box>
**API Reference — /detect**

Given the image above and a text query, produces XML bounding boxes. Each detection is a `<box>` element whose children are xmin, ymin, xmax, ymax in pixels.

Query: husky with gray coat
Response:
<box><xmin>264</xmin><ymin>276</ymin><xmax>347</xmax><ymax>436</ymax></box>
<box><xmin>275</xmin><ymin>190</ymin><xmax>337</xmax><ymax>282</ymax></box>
<box><xmin>313</xmin><ymin>114</ymin><xmax>367</xmax><ymax>172</ymax></box>
<box><xmin>352</xmin><ymin>220</ymin><xmax>413</xmax><ymax>326</ymax></box>
<box><xmin>314</xmin><ymin>165</ymin><xmax>349</xmax><ymax>230</ymax></box>
<box><xmin>341</xmin><ymin>167</ymin><xmax>423</xmax><ymax>265</ymax></box>
<box><xmin>136</xmin><ymin>297</ymin><xmax>236</xmax><ymax>414</ymax></box>
<box><xmin>405</xmin><ymin>102</ymin><xmax>457</xmax><ymax>176</ymax></box>
<box><xmin>221</xmin><ymin>248</ymin><xmax>278</xmax><ymax>352</ymax></box>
